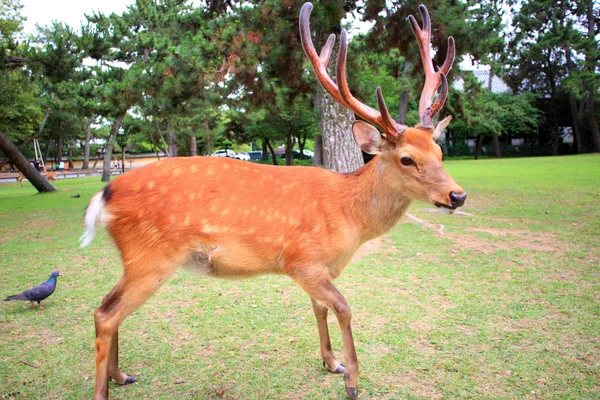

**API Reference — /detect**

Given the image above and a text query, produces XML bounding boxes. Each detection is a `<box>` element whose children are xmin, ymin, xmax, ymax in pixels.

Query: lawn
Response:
<box><xmin>1</xmin><ymin>155</ymin><xmax>599</xmax><ymax>399</ymax></box>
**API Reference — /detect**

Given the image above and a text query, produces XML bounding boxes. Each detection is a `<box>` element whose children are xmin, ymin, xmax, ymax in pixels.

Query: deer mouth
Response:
<box><xmin>434</xmin><ymin>202</ymin><xmax>457</xmax><ymax>213</ymax></box>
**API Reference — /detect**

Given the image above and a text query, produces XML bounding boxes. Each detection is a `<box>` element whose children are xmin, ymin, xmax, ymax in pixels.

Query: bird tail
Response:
<box><xmin>4</xmin><ymin>294</ymin><xmax>26</xmax><ymax>301</ymax></box>
<box><xmin>80</xmin><ymin>191</ymin><xmax>106</xmax><ymax>248</ymax></box>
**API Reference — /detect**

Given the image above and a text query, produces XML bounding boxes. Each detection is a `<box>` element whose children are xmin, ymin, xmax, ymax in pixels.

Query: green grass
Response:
<box><xmin>1</xmin><ymin>154</ymin><xmax>599</xmax><ymax>399</ymax></box>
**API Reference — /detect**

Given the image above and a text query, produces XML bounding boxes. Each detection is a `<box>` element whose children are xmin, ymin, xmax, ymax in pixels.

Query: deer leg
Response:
<box><xmin>295</xmin><ymin>276</ymin><xmax>359</xmax><ymax>400</ymax></box>
<box><xmin>108</xmin><ymin>330</ymin><xmax>135</xmax><ymax>385</ymax></box>
<box><xmin>310</xmin><ymin>297</ymin><xmax>344</xmax><ymax>374</ymax></box>
<box><xmin>94</xmin><ymin>267</ymin><xmax>175</xmax><ymax>400</ymax></box>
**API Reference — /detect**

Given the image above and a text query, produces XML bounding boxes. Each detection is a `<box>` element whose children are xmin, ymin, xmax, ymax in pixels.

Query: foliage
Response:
<box><xmin>1</xmin><ymin>0</ymin><xmax>598</xmax><ymax>165</ymax></box>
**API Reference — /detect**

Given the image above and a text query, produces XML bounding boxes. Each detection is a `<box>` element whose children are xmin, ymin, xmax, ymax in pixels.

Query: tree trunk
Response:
<box><xmin>318</xmin><ymin>85</ymin><xmax>362</xmax><ymax>173</ymax></box>
<box><xmin>261</xmin><ymin>140</ymin><xmax>268</xmax><ymax>161</ymax></box>
<box><xmin>492</xmin><ymin>134</ymin><xmax>501</xmax><ymax>158</ymax></box>
<box><xmin>585</xmin><ymin>92</ymin><xmax>600</xmax><ymax>152</ymax></box>
<box><xmin>295</xmin><ymin>132</ymin><xmax>308</xmax><ymax>160</ymax></box>
<box><xmin>285</xmin><ymin>131</ymin><xmax>293</xmax><ymax>166</ymax></box>
<box><xmin>583</xmin><ymin>0</ymin><xmax>599</xmax><ymax>152</ymax></box>
<box><xmin>167</xmin><ymin>120</ymin><xmax>177</xmax><ymax>157</ymax></box>
<box><xmin>312</xmin><ymin>134</ymin><xmax>323</xmax><ymax>167</ymax></box>
<box><xmin>265</xmin><ymin>139</ymin><xmax>278</xmax><ymax>165</ymax></box>
<box><xmin>0</xmin><ymin>132</ymin><xmax>56</xmax><ymax>193</ymax></box>
<box><xmin>68</xmin><ymin>137</ymin><xmax>74</xmax><ymax>169</ymax></box>
<box><xmin>204</xmin><ymin>116</ymin><xmax>212</xmax><ymax>156</ymax></box>
<box><xmin>82</xmin><ymin>117</ymin><xmax>93</xmax><ymax>169</ymax></box>
<box><xmin>56</xmin><ymin>126</ymin><xmax>62</xmax><ymax>164</ymax></box>
<box><xmin>474</xmin><ymin>135</ymin><xmax>482</xmax><ymax>159</ymax></box>
<box><xmin>101</xmin><ymin>111</ymin><xmax>127</xmax><ymax>182</ymax></box>
<box><xmin>189</xmin><ymin>134</ymin><xmax>197</xmax><ymax>157</ymax></box>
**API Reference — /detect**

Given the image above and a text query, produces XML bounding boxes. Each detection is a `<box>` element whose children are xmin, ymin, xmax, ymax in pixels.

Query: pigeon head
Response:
<box><xmin>50</xmin><ymin>271</ymin><xmax>61</xmax><ymax>278</ymax></box>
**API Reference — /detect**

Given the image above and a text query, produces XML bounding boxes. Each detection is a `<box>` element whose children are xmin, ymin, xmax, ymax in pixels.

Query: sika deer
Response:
<box><xmin>81</xmin><ymin>3</ymin><xmax>465</xmax><ymax>399</ymax></box>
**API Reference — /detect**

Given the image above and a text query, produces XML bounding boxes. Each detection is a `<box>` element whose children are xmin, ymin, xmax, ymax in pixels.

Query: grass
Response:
<box><xmin>1</xmin><ymin>154</ymin><xmax>599</xmax><ymax>399</ymax></box>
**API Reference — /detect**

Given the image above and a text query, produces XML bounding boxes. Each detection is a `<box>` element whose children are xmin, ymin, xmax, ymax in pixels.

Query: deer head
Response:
<box><xmin>299</xmin><ymin>3</ymin><xmax>466</xmax><ymax>210</ymax></box>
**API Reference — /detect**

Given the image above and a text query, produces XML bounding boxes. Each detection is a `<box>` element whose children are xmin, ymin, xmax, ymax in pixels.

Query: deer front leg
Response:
<box><xmin>295</xmin><ymin>275</ymin><xmax>359</xmax><ymax>400</ymax></box>
<box><xmin>310</xmin><ymin>297</ymin><xmax>345</xmax><ymax>374</ymax></box>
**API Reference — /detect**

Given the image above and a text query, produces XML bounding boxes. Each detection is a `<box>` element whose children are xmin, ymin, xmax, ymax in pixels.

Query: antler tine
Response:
<box><xmin>440</xmin><ymin>36</ymin><xmax>455</xmax><ymax>75</ymax></box>
<box><xmin>409</xmin><ymin>4</ymin><xmax>454</xmax><ymax>129</ymax></box>
<box><xmin>421</xmin><ymin>73</ymin><xmax>448</xmax><ymax>128</ymax></box>
<box><xmin>376</xmin><ymin>87</ymin><xmax>397</xmax><ymax>135</ymax></box>
<box><xmin>300</xmin><ymin>2</ymin><xmax>405</xmax><ymax>137</ymax></box>
<box><xmin>300</xmin><ymin>3</ymin><xmax>349</xmax><ymax>109</ymax></box>
<box><xmin>319</xmin><ymin>34</ymin><xmax>335</xmax><ymax>65</ymax></box>
<box><xmin>337</xmin><ymin>29</ymin><xmax>401</xmax><ymax>136</ymax></box>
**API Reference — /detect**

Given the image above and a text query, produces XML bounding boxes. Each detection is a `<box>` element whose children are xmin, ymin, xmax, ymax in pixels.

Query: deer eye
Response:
<box><xmin>400</xmin><ymin>157</ymin><xmax>414</xmax><ymax>166</ymax></box>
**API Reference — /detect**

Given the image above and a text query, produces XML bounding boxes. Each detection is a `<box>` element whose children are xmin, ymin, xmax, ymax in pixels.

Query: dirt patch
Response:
<box><xmin>407</xmin><ymin>320</ymin><xmax>436</xmax><ymax>333</ymax></box>
<box><xmin>447</xmin><ymin>227</ymin><xmax>565</xmax><ymax>255</ymax></box>
<box><xmin>382</xmin><ymin>372</ymin><xmax>444</xmax><ymax>399</ymax></box>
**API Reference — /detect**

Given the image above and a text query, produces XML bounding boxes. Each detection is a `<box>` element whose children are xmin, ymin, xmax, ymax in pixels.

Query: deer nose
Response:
<box><xmin>449</xmin><ymin>192</ymin><xmax>467</xmax><ymax>208</ymax></box>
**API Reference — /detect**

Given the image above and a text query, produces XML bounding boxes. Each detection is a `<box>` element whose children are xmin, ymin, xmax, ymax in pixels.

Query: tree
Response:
<box><xmin>507</xmin><ymin>0</ymin><xmax>599</xmax><ymax>154</ymax></box>
<box><xmin>0</xmin><ymin>132</ymin><xmax>55</xmax><ymax>192</ymax></box>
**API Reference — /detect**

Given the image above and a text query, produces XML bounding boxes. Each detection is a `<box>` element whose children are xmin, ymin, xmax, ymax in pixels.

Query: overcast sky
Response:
<box><xmin>21</xmin><ymin>0</ymin><xmax>135</xmax><ymax>34</ymax></box>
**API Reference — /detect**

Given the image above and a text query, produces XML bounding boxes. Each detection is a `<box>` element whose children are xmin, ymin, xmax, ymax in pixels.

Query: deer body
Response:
<box><xmin>84</xmin><ymin>3</ymin><xmax>466</xmax><ymax>399</ymax></box>
<box><xmin>86</xmin><ymin>155</ymin><xmax>412</xmax><ymax>281</ymax></box>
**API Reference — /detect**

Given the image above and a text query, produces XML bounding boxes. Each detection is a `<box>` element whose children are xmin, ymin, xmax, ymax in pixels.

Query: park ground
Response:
<box><xmin>0</xmin><ymin>155</ymin><xmax>599</xmax><ymax>399</ymax></box>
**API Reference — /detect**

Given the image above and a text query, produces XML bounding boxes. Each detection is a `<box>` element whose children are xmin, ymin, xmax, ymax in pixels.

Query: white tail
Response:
<box><xmin>80</xmin><ymin>192</ymin><xmax>105</xmax><ymax>248</ymax></box>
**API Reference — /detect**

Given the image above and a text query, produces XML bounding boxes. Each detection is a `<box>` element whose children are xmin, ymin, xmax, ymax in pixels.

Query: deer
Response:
<box><xmin>17</xmin><ymin>171</ymin><xmax>57</xmax><ymax>186</ymax></box>
<box><xmin>80</xmin><ymin>3</ymin><xmax>466</xmax><ymax>399</ymax></box>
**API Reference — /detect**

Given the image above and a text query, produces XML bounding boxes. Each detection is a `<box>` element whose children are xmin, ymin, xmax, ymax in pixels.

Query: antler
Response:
<box><xmin>299</xmin><ymin>2</ymin><xmax>405</xmax><ymax>138</ymax></box>
<box><xmin>408</xmin><ymin>5</ymin><xmax>455</xmax><ymax>130</ymax></box>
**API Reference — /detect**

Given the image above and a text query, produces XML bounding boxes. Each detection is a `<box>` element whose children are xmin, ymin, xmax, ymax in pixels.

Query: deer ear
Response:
<box><xmin>352</xmin><ymin>121</ymin><xmax>383</xmax><ymax>154</ymax></box>
<box><xmin>432</xmin><ymin>116</ymin><xmax>452</xmax><ymax>141</ymax></box>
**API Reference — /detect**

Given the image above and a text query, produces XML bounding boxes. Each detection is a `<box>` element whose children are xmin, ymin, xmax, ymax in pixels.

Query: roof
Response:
<box><xmin>453</xmin><ymin>69</ymin><xmax>511</xmax><ymax>94</ymax></box>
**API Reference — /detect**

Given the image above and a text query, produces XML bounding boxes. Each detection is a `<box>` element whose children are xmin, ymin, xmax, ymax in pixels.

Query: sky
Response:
<box><xmin>20</xmin><ymin>0</ymin><xmax>476</xmax><ymax>70</ymax></box>
<box><xmin>21</xmin><ymin>0</ymin><xmax>135</xmax><ymax>34</ymax></box>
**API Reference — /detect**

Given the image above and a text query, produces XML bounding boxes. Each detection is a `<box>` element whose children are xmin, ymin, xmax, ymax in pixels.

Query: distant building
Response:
<box><xmin>453</xmin><ymin>69</ymin><xmax>511</xmax><ymax>94</ymax></box>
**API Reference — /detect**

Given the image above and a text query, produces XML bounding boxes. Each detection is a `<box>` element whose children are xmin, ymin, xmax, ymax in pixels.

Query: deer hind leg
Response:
<box><xmin>310</xmin><ymin>297</ymin><xmax>345</xmax><ymax>374</ymax></box>
<box><xmin>294</xmin><ymin>274</ymin><xmax>359</xmax><ymax>400</ymax></box>
<box><xmin>93</xmin><ymin>264</ymin><xmax>176</xmax><ymax>400</ymax></box>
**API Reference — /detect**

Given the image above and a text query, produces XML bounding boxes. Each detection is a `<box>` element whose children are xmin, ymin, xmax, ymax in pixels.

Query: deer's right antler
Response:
<box><xmin>408</xmin><ymin>5</ymin><xmax>455</xmax><ymax>130</ymax></box>
<box><xmin>299</xmin><ymin>2</ymin><xmax>406</xmax><ymax>139</ymax></box>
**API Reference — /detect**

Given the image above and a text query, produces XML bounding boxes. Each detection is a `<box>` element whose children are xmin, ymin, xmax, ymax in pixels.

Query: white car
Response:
<box><xmin>236</xmin><ymin>152</ymin><xmax>250</xmax><ymax>161</ymax></box>
<box><xmin>211</xmin><ymin>149</ymin><xmax>237</xmax><ymax>158</ymax></box>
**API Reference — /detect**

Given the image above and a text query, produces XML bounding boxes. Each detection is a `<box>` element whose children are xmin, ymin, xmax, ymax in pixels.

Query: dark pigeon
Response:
<box><xmin>4</xmin><ymin>271</ymin><xmax>61</xmax><ymax>309</ymax></box>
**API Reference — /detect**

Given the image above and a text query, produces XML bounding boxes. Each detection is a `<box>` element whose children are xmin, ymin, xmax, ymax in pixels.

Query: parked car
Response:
<box><xmin>302</xmin><ymin>149</ymin><xmax>314</xmax><ymax>158</ymax></box>
<box><xmin>247</xmin><ymin>151</ymin><xmax>263</xmax><ymax>161</ymax></box>
<box><xmin>280</xmin><ymin>150</ymin><xmax>314</xmax><ymax>159</ymax></box>
<box><xmin>211</xmin><ymin>149</ymin><xmax>237</xmax><ymax>158</ymax></box>
<box><xmin>236</xmin><ymin>152</ymin><xmax>250</xmax><ymax>161</ymax></box>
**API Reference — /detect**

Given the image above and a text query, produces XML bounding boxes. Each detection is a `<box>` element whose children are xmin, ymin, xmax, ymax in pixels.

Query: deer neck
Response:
<box><xmin>347</xmin><ymin>156</ymin><xmax>413</xmax><ymax>242</ymax></box>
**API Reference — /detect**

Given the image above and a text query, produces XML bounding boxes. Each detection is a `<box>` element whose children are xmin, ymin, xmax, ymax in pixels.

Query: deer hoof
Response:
<box><xmin>122</xmin><ymin>375</ymin><xmax>137</xmax><ymax>385</ymax></box>
<box><xmin>334</xmin><ymin>363</ymin><xmax>345</xmax><ymax>374</ymax></box>
<box><xmin>322</xmin><ymin>361</ymin><xmax>345</xmax><ymax>374</ymax></box>
<box><xmin>345</xmin><ymin>385</ymin><xmax>358</xmax><ymax>400</ymax></box>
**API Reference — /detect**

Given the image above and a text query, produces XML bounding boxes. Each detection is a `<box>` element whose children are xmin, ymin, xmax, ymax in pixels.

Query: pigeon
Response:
<box><xmin>4</xmin><ymin>271</ymin><xmax>61</xmax><ymax>309</ymax></box>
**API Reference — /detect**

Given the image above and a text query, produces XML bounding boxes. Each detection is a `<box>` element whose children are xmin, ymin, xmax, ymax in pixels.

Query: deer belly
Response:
<box><xmin>181</xmin><ymin>242</ymin><xmax>282</xmax><ymax>279</ymax></box>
